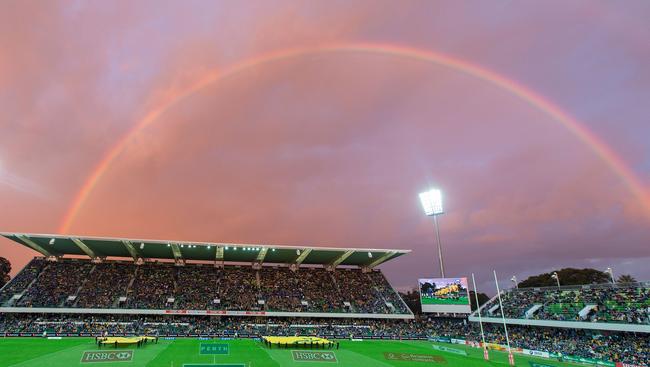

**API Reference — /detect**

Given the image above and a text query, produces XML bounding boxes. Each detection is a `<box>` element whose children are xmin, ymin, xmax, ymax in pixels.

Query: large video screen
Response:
<box><xmin>418</xmin><ymin>277</ymin><xmax>471</xmax><ymax>313</ymax></box>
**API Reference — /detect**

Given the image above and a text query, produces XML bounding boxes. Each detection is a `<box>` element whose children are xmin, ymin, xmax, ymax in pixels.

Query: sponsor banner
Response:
<box><xmin>428</xmin><ymin>336</ymin><xmax>451</xmax><ymax>343</ymax></box>
<box><xmin>529</xmin><ymin>362</ymin><xmax>557</xmax><ymax>367</ymax></box>
<box><xmin>200</xmin><ymin>343</ymin><xmax>229</xmax><ymax>355</ymax></box>
<box><xmin>244</xmin><ymin>311</ymin><xmax>266</xmax><ymax>316</ymax></box>
<box><xmin>384</xmin><ymin>352</ymin><xmax>447</xmax><ymax>364</ymax></box>
<box><xmin>291</xmin><ymin>351</ymin><xmax>337</xmax><ymax>363</ymax></box>
<box><xmin>451</xmin><ymin>338</ymin><xmax>466</xmax><ymax>345</ymax></box>
<box><xmin>81</xmin><ymin>350</ymin><xmax>134</xmax><ymax>363</ymax></box>
<box><xmin>183</xmin><ymin>364</ymin><xmax>245</xmax><ymax>367</ymax></box>
<box><xmin>616</xmin><ymin>363</ymin><xmax>645</xmax><ymax>367</ymax></box>
<box><xmin>563</xmin><ymin>355</ymin><xmax>615</xmax><ymax>367</ymax></box>
<box><xmin>432</xmin><ymin>344</ymin><xmax>468</xmax><ymax>356</ymax></box>
<box><xmin>523</xmin><ymin>349</ymin><xmax>550</xmax><ymax>359</ymax></box>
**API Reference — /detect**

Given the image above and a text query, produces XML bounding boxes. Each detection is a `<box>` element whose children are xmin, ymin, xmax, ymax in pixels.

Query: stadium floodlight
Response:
<box><xmin>140</xmin><ymin>243</ymin><xmax>144</xmax><ymax>250</ymax></box>
<box><xmin>419</xmin><ymin>189</ymin><xmax>443</xmax><ymax>216</ymax></box>
<box><xmin>551</xmin><ymin>272</ymin><xmax>560</xmax><ymax>288</ymax></box>
<box><xmin>605</xmin><ymin>267</ymin><xmax>615</xmax><ymax>284</ymax></box>
<box><xmin>49</xmin><ymin>238</ymin><xmax>55</xmax><ymax>245</ymax></box>
<box><xmin>419</xmin><ymin>188</ymin><xmax>446</xmax><ymax>277</ymax></box>
<box><xmin>510</xmin><ymin>276</ymin><xmax>518</xmax><ymax>289</ymax></box>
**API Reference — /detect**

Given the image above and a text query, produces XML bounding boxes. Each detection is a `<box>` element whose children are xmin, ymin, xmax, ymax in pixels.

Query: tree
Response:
<box><xmin>0</xmin><ymin>257</ymin><xmax>10</xmax><ymax>288</ymax></box>
<box><xmin>469</xmin><ymin>291</ymin><xmax>490</xmax><ymax>312</ymax></box>
<box><xmin>399</xmin><ymin>288</ymin><xmax>422</xmax><ymax>314</ymax></box>
<box><xmin>518</xmin><ymin>268</ymin><xmax>610</xmax><ymax>288</ymax></box>
<box><xmin>617</xmin><ymin>274</ymin><xmax>637</xmax><ymax>284</ymax></box>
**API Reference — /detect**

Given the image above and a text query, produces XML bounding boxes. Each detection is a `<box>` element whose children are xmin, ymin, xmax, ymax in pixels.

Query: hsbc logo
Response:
<box><xmin>81</xmin><ymin>350</ymin><xmax>134</xmax><ymax>363</ymax></box>
<box><xmin>292</xmin><ymin>351</ymin><xmax>337</xmax><ymax>362</ymax></box>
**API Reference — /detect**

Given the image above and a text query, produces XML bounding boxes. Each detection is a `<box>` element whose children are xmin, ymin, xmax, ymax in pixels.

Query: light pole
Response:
<box><xmin>551</xmin><ymin>272</ymin><xmax>560</xmax><ymax>288</ymax></box>
<box><xmin>510</xmin><ymin>276</ymin><xmax>518</xmax><ymax>289</ymax></box>
<box><xmin>419</xmin><ymin>189</ymin><xmax>445</xmax><ymax>278</ymax></box>
<box><xmin>605</xmin><ymin>267</ymin><xmax>615</xmax><ymax>284</ymax></box>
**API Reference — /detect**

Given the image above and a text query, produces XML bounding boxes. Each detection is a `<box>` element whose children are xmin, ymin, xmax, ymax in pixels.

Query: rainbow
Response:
<box><xmin>59</xmin><ymin>43</ymin><xmax>650</xmax><ymax>232</ymax></box>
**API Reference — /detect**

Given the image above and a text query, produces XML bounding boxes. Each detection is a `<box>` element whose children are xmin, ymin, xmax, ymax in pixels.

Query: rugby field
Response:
<box><xmin>0</xmin><ymin>338</ymin><xmax>580</xmax><ymax>367</ymax></box>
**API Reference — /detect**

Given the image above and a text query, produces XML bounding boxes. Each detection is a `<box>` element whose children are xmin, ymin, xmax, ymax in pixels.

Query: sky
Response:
<box><xmin>1</xmin><ymin>0</ymin><xmax>649</xmax><ymax>293</ymax></box>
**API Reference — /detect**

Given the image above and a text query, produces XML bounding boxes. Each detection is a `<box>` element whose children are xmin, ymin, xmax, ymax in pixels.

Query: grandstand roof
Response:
<box><xmin>0</xmin><ymin>232</ymin><xmax>409</xmax><ymax>268</ymax></box>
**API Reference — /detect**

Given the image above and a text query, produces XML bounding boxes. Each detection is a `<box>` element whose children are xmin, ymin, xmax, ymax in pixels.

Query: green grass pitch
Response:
<box><xmin>0</xmin><ymin>338</ymin><xmax>580</xmax><ymax>367</ymax></box>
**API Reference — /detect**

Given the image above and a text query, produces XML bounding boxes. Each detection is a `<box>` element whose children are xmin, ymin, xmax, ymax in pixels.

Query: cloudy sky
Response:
<box><xmin>1</xmin><ymin>0</ymin><xmax>649</xmax><ymax>292</ymax></box>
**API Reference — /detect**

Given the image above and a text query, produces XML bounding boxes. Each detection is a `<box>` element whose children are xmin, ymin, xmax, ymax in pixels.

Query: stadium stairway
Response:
<box><xmin>68</xmin><ymin>264</ymin><xmax>96</xmax><ymax>307</ymax></box>
<box><xmin>578</xmin><ymin>304</ymin><xmax>597</xmax><ymax>320</ymax></box>
<box><xmin>14</xmin><ymin>263</ymin><xmax>51</xmax><ymax>307</ymax></box>
<box><xmin>0</xmin><ymin>262</ymin><xmax>43</xmax><ymax>306</ymax></box>
<box><xmin>525</xmin><ymin>304</ymin><xmax>543</xmax><ymax>319</ymax></box>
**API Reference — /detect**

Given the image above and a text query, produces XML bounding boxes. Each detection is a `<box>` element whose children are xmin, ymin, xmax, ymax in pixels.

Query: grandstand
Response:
<box><xmin>0</xmin><ymin>233</ymin><xmax>648</xmax><ymax>366</ymax></box>
<box><xmin>0</xmin><ymin>233</ymin><xmax>412</xmax><ymax>318</ymax></box>
<box><xmin>472</xmin><ymin>283</ymin><xmax>650</xmax><ymax>333</ymax></box>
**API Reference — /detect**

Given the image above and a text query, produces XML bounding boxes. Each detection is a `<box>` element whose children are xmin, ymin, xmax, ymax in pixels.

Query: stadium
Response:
<box><xmin>2</xmin><ymin>2</ymin><xmax>650</xmax><ymax>367</ymax></box>
<box><xmin>0</xmin><ymin>233</ymin><xmax>648</xmax><ymax>366</ymax></box>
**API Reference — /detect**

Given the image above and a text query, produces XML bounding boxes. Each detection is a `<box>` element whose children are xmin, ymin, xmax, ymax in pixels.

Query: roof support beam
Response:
<box><xmin>329</xmin><ymin>250</ymin><xmax>354</xmax><ymax>268</ymax></box>
<box><xmin>170</xmin><ymin>243</ymin><xmax>183</xmax><ymax>262</ymax></box>
<box><xmin>17</xmin><ymin>235</ymin><xmax>53</xmax><ymax>257</ymax></box>
<box><xmin>71</xmin><ymin>238</ymin><xmax>97</xmax><ymax>259</ymax></box>
<box><xmin>255</xmin><ymin>247</ymin><xmax>268</xmax><ymax>263</ymax></box>
<box><xmin>121</xmin><ymin>240</ymin><xmax>140</xmax><ymax>261</ymax></box>
<box><xmin>293</xmin><ymin>248</ymin><xmax>312</xmax><ymax>266</ymax></box>
<box><xmin>366</xmin><ymin>251</ymin><xmax>396</xmax><ymax>268</ymax></box>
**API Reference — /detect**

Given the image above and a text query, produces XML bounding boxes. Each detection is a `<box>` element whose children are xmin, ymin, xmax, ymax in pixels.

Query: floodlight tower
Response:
<box><xmin>419</xmin><ymin>189</ymin><xmax>446</xmax><ymax>278</ymax></box>
<box><xmin>605</xmin><ymin>267</ymin><xmax>615</xmax><ymax>284</ymax></box>
<box><xmin>551</xmin><ymin>272</ymin><xmax>560</xmax><ymax>288</ymax></box>
<box><xmin>510</xmin><ymin>276</ymin><xmax>518</xmax><ymax>289</ymax></box>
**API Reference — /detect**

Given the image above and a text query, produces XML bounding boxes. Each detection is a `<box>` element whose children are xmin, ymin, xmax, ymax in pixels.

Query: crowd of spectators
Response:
<box><xmin>332</xmin><ymin>269</ymin><xmax>387</xmax><ymax>313</ymax></box>
<box><xmin>1</xmin><ymin>258</ymin><xmax>409</xmax><ymax>314</ymax></box>
<box><xmin>367</xmin><ymin>270</ymin><xmax>410</xmax><ymax>314</ymax></box>
<box><xmin>127</xmin><ymin>263</ymin><xmax>176</xmax><ymax>309</ymax></box>
<box><xmin>0</xmin><ymin>313</ymin><xmax>647</xmax><ymax>365</ymax></box>
<box><xmin>16</xmin><ymin>259</ymin><xmax>93</xmax><ymax>307</ymax></box>
<box><xmin>481</xmin><ymin>284</ymin><xmax>650</xmax><ymax>324</ymax></box>
<box><xmin>259</xmin><ymin>267</ymin><xmax>303</xmax><ymax>312</ymax></box>
<box><xmin>296</xmin><ymin>268</ymin><xmax>344</xmax><ymax>312</ymax></box>
<box><xmin>175</xmin><ymin>264</ymin><xmax>219</xmax><ymax>310</ymax></box>
<box><xmin>0</xmin><ymin>259</ymin><xmax>45</xmax><ymax>305</ymax></box>
<box><xmin>76</xmin><ymin>262</ymin><xmax>133</xmax><ymax>308</ymax></box>
<box><xmin>218</xmin><ymin>267</ymin><xmax>260</xmax><ymax>310</ymax></box>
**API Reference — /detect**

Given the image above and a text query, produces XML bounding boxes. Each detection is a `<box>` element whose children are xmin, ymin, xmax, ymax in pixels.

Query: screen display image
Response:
<box><xmin>418</xmin><ymin>277</ymin><xmax>471</xmax><ymax>313</ymax></box>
